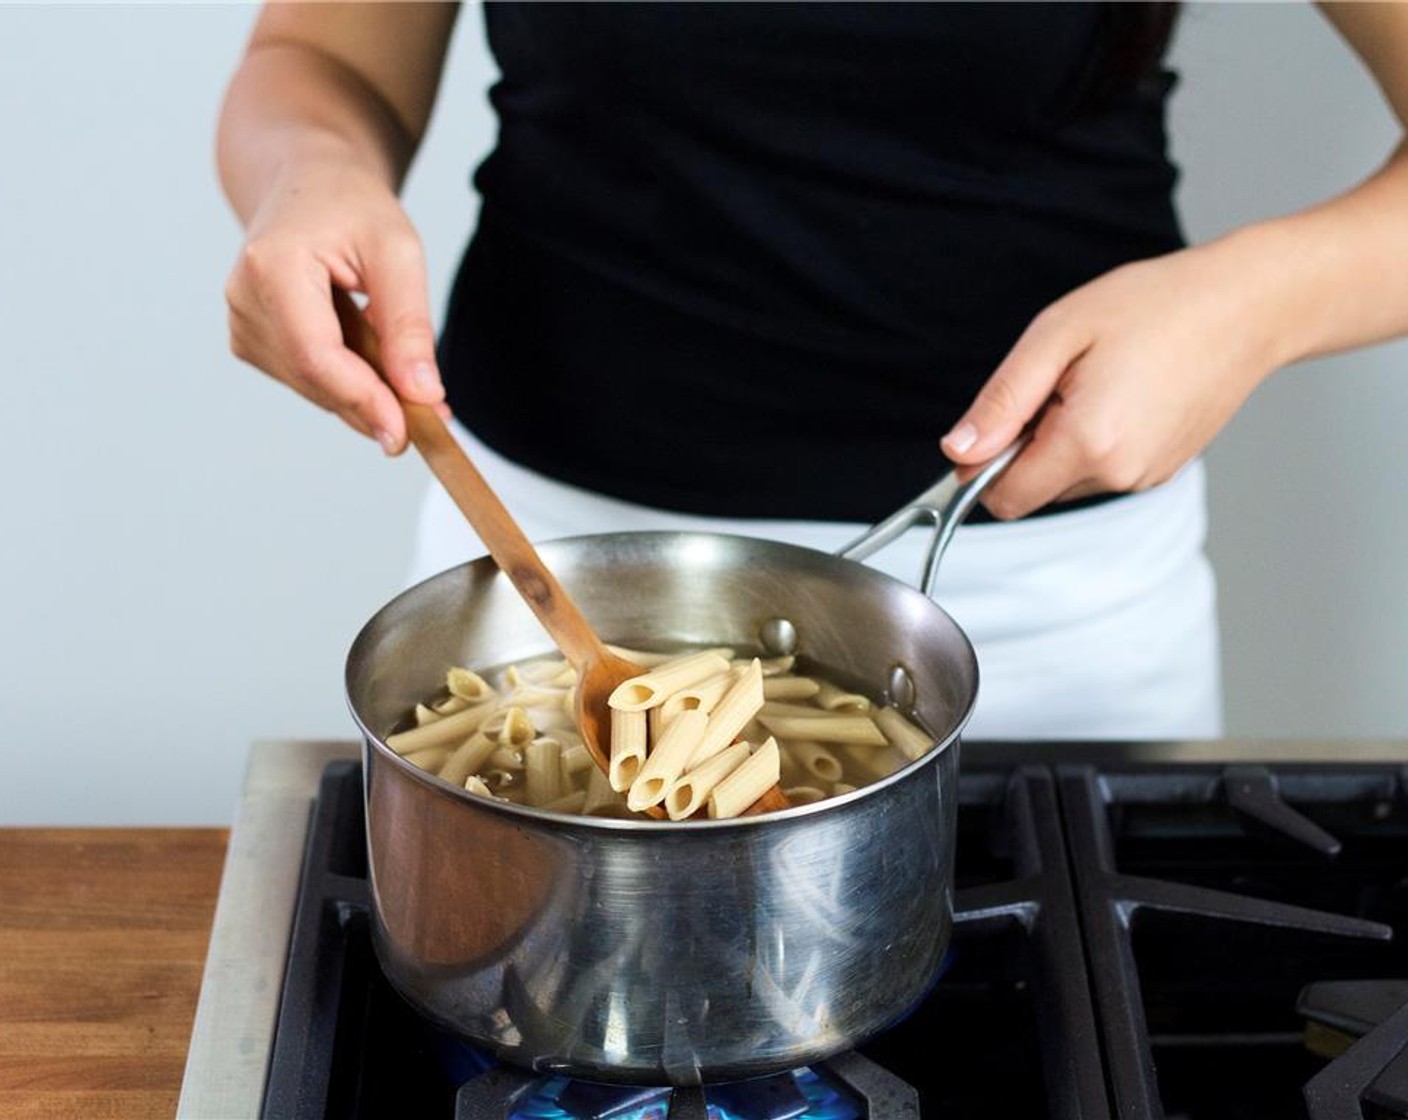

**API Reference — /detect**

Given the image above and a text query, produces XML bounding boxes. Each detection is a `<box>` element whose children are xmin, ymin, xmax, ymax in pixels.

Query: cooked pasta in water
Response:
<box><xmin>389</xmin><ymin>644</ymin><xmax>934</xmax><ymax>819</ymax></box>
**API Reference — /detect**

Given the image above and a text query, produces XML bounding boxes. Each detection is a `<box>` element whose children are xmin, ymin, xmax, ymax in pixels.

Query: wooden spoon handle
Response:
<box><xmin>333</xmin><ymin>290</ymin><xmax>610</xmax><ymax>669</ymax></box>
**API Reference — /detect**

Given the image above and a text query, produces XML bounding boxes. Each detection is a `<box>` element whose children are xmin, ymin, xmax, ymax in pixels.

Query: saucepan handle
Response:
<box><xmin>836</xmin><ymin>434</ymin><xmax>1031</xmax><ymax>596</ymax></box>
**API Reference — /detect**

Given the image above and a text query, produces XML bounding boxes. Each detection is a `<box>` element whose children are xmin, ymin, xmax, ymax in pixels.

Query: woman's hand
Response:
<box><xmin>225</xmin><ymin>153</ymin><xmax>446</xmax><ymax>455</ymax></box>
<box><xmin>217</xmin><ymin>5</ymin><xmax>459</xmax><ymax>454</ymax></box>
<box><xmin>940</xmin><ymin>234</ymin><xmax>1288</xmax><ymax>520</ymax></box>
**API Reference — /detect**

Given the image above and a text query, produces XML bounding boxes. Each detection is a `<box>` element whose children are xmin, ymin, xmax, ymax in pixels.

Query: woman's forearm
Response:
<box><xmin>1213</xmin><ymin>141</ymin><xmax>1408</xmax><ymax>371</ymax></box>
<box><xmin>216</xmin><ymin>4</ymin><xmax>458</xmax><ymax>225</ymax></box>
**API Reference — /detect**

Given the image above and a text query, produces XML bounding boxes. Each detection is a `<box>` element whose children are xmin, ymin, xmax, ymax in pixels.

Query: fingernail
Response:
<box><xmin>410</xmin><ymin>361</ymin><xmax>441</xmax><ymax>395</ymax></box>
<box><xmin>944</xmin><ymin>421</ymin><xmax>977</xmax><ymax>455</ymax></box>
<box><xmin>374</xmin><ymin>428</ymin><xmax>398</xmax><ymax>456</ymax></box>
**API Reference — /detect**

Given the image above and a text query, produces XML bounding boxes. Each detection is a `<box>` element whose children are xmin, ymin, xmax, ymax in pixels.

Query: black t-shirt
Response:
<box><xmin>439</xmin><ymin>3</ymin><xmax>1183</xmax><ymax>522</ymax></box>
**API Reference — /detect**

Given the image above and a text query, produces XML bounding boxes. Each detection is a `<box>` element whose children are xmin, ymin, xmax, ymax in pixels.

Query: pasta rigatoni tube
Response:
<box><xmin>484</xmin><ymin>768</ymin><xmax>519</xmax><ymax>793</ymax></box>
<box><xmin>785</xmin><ymin>740</ymin><xmax>844</xmax><ymax>783</ymax></box>
<box><xmin>525</xmin><ymin>738</ymin><xmax>565</xmax><ymax>806</ymax></box>
<box><xmin>682</xmin><ymin>659</ymin><xmax>765</xmax><ymax>770</ymax></box>
<box><xmin>560</xmin><ymin>742</ymin><xmax>593</xmax><ymax>775</ymax></box>
<box><xmin>431</xmin><ymin>694</ymin><xmax>472</xmax><ymax>716</ymax></box>
<box><xmin>403</xmin><ymin>745</ymin><xmax>450</xmax><ymax>773</ymax></box>
<box><xmin>874</xmin><ymin>706</ymin><xmax>936</xmax><ymax>761</ymax></box>
<box><xmin>413</xmin><ymin>703</ymin><xmax>442</xmax><ymax>727</ymax></box>
<box><xmin>609</xmin><ymin>709</ymin><xmax>648</xmax><ymax>792</ymax></box>
<box><xmin>813</xmin><ymin>681</ymin><xmax>873</xmax><ymax>713</ymax></box>
<box><xmin>610</xmin><ymin>644</ymin><xmax>735</xmax><ymax>668</ymax></box>
<box><xmin>514</xmin><ymin>658</ymin><xmax>570</xmax><ymax>685</ymax></box>
<box><xmin>464</xmin><ymin>775</ymin><xmax>494</xmax><ymax>798</ymax></box>
<box><xmin>708</xmin><ymin>737</ymin><xmax>781</xmax><ymax>819</ymax></box>
<box><xmin>386</xmin><ymin>700</ymin><xmax>495</xmax><ymax>756</ymax></box>
<box><xmin>504</xmin><ymin>685</ymin><xmax>567</xmax><ymax>710</ymax></box>
<box><xmin>439</xmin><ymin>731</ymin><xmax>499</xmax><ymax>787</ymax></box>
<box><xmin>659</xmin><ymin>671</ymin><xmax>735</xmax><ymax>724</ymax></box>
<box><xmin>447</xmin><ymin>667</ymin><xmax>494</xmax><ymax>703</ymax></box>
<box><xmin>608</xmin><ymin>651</ymin><xmax>733</xmax><ymax>712</ymax></box>
<box><xmin>487</xmin><ymin>746</ymin><xmax>524</xmax><ymax>771</ymax></box>
<box><xmin>782</xmin><ymin>786</ymin><xmax>827</xmax><ymax>806</ymax></box>
<box><xmin>494</xmin><ymin>707</ymin><xmax>537</xmax><ymax>747</ymax></box>
<box><xmin>841</xmin><ymin>743</ymin><xmax>904</xmax><ymax>781</ymax></box>
<box><xmin>663</xmin><ymin>743</ymin><xmax>749</xmax><ymax>821</ymax></box>
<box><xmin>833</xmin><ymin>782</ymin><xmax>858</xmax><ymax>797</ymax></box>
<box><xmin>757</xmin><ymin>713</ymin><xmax>887</xmax><ymax>747</ymax></box>
<box><xmin>627</xmin><ymin>710</ymin><xmax>709</xmax><ymax>812</ymax></box>
<box><xmin>762</xmin><ymin>676</ymin><xmax>820</xmax><ymax>701</ymax></box>
<box><xmin>748</xmin><ymin>655</ymin><xmax>796</xmax><ymax>677</ymax></box>
<box><xmin>542</xmin><ymin>789</ymin><xmax>588</xmax><ymax>815</ymax></box>
<box><xmin>759</xmin><ymin>700</ymin><xmax>836</xmax><ymax>719</ymax></box>
<box><xmin>583</xmin><ymin>764</ymin><xmax>626</xmax><ymax>817</ymax></box>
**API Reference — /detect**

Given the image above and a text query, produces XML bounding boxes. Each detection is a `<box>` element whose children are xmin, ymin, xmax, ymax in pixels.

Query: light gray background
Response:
<box><xmin>0</xmin><ymin>4</ymin><xmax>1403</xmax><ymax>825</ymax></box>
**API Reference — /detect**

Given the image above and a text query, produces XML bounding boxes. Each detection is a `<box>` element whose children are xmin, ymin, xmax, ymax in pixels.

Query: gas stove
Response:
<box><xmin>178</xmin><ymin>740</ymin><xmax>1408</xmax><ymax>1119</ymax></box>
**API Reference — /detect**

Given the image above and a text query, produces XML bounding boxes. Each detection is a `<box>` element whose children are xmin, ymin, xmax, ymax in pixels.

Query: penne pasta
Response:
<box><xmin>813</xmin><ymin>681</ymin><xmax>873</xmax><ymax>713</ymax></box>
<box><xmin>514</xmin><ymin>658</ymin><xmax>571</xmax><ymax>685</ymax></box>
<box><xmin>547</xmin><ymin>665</ymin><xmax>578</xmax><ymax>688</ymax></box>
<box><xmin>386</xmin><ymin>700</ymin><xmax>495</xmax><ymax>756</ymax></box>
<box><xmin>483</xmin><ymin>768</ymin><xmax>520</xmax><ymax>793</ymax></box>
<box><xmin>762</xmin><ymin>675</ymin><xmax>821</xmax><ymax>701</ymax></box>
<box><xmin>583</xmin><ymin>764</ymin><xmax>628</xmax><ymax>817</ymax></box>
<box><xmin>399</xmin><ymin>642</ymin><xmax>913</xmax><ymax>817</ymax></box>
<box><xmin>627</xmin><ymin>710</ymin><xmax>709</xmax><ymax>812</ymax></box>
<box><xmin>525</xmin><ymin>737</ymin><xmax>565</xmax><ymax>806</ymax></box>
<box><xmin>609</xmin><ymin>709</ymin><xmax>648</xmax><ymax>792</ymax></box>
<box><xmin>542</xmin><ymin>789</ymin><xmax>589</xmax><ymax>815</ymax></box>
<box><xmin>749</xmin><ymin>655</ymin><xmax>796</xmax><ymax>677</ymax></box>
<box><xmin>560</xmin><ymin>742</ymin><xmax>594</xmax><ymax>775</ymax></box>
<box><xmin>778</xmin><ymin>744</ymin><xmax>807</xmax><ymax>787</ymax></box>
<box><xmin>495</xmin><ymin>707</ymin><xmax>537</xmax><ymax>748</ymax></box>
<box><xmin>447</xmin><ymin>667</ymin><xmax>495</xmax><ymax>703</ymax></box>
<box><xmin>785</xmin><ymin>740</ymin><xmax>844</xmax><ymax>783</ymax></box>
<box><xmin>757</xmin><ymin>713</ymin><xmax>887</xmax><ymax>747</ymax></box>
<box><xmin>682</xmin><ymin>659</ymin><xmax>765</xmax><ymax>770</ymax></box>
<box><xmin>708</xmin><ymin>738</ymin><xmax>781</xmax><ymax>819</ymax></box>
<box><xmin>610</xmin><ymin>644</ymin><xmax>736</xmax><ymax>668</ymax></box>
<box><xmin>487</xmin><ymin>746</ymin><xmax>524</xmax><ymax>771</ymax></box>
<box><xmin>663</xmin><ymin>743</ymin><xmax>749</xmax><ymax>820</ymax></box>
<box><xmin>874</xmin><ymin>706</ymin><xmax>936</xmax><ymax>761</ymax></box>
<box><xmin>403</xmin><ymin>745</ymin><xmax>450</xmax><ymax>773</ymax></box>
<box><xmin>608</xmin><ymin>651</ymin><xmax>733</xmax><ymax>712</ymax></box>
<box><xmin>841</xmin><ymin>743</ymin><xmax>904</xmax><ymax>781</ymax></box>
<box><xmin>439</xmin><ymin>731</ymin><xmax>499</xmax><ymax>787</ymax></box>
<box><xmin>505</xmin><ymin>685</ymin><xmax>567</xmax><ymax>710</ymax></box>
<box><xmin>658</xmin><ymin>670</ymin><xmax>735</xmax><ymax>724</ymax></box>
<box><xmin>430</xmin><ymin>694</ymin><xmax>472</xmax><ymax>716</ymax></box>
<box><xmin>413</xmin><ymin>703</ymin><xmax>442</xmax><ymax>727</ymax></box>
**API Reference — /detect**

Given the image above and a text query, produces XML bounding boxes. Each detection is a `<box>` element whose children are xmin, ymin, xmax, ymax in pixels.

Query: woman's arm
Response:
<box><xmin>218</xmin><ymin>3</ymin><xmax>459</xmax><ymax>453</ymax></box>
<box><xmin>941</xmin><ymin>3</ymin><xmax>1408</xmax><ymax>519</ymax></box>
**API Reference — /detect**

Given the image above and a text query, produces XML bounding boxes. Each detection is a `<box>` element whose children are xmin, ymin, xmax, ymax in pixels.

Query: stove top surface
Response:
<box><xmin>177</xmin><ymin>740</ymin><xmax>1408</xmax><ymax>1120</ymax></box>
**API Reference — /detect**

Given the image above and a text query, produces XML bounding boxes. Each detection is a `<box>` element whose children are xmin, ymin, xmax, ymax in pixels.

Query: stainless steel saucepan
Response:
<box><xmin>345</xmin><ymin>444</ymin><xmax>1022</xmax><ymax>1086</ymax></box>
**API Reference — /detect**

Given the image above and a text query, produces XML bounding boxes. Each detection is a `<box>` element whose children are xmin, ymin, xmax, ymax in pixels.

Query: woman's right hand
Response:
<box><xmin>224</xmin><ymin>152</ymin><xmax>447</xmax><ymax>455</ymax></box>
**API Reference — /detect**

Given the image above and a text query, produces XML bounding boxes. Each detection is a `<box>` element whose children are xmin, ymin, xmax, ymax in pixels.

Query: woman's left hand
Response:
<box><xmin>940</xmin><ymin>234</ymin><xmax>1288</xmax><ymax>520</ymax></box>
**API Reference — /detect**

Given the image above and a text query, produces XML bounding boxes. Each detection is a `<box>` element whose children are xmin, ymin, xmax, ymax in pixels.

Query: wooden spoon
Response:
<box><xmin>333</xmin><ymin>291</ymin><xmax>789</xmax><ymax>819</ymax></box>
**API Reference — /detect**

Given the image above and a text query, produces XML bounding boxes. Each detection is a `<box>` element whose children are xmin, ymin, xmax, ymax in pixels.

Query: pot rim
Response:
<box><xmin>346</xmin><ymin>529</ymin><xmax>978</xmax><ymax>832</ymax></box>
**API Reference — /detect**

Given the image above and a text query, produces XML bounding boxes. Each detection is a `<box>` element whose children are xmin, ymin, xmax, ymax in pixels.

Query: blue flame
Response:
<box><xmin>505</xmin><ymin>1068</ymin><xmax>860</xmax><ymax>1120</ymax></box>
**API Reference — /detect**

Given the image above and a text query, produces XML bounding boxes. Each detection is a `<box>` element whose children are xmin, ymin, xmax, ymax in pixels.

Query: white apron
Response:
<box><xmin>408</xmin><ymin>420</ymin><xmax>1223</xmax><ymax>740</ymax></box>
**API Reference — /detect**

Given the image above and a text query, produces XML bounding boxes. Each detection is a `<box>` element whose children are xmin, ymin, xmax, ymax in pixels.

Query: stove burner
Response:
<box><xmin>454</xmin><ymin>1055</ymin><xmax>909</xmax><ymax>1120</ymax></box>
<box><xmin>1301</xmin><ymin>981</ymin><xmax>1408</xmax><ymax>1119</ymax></box>
<box><xmin>255</xmin><ymin>754</ymin><xmax>1408</xmax><ymax>1120</ymax></box>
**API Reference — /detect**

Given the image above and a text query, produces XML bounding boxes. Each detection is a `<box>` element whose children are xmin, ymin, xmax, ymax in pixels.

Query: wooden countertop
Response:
<box><xmin>0</xmin><ymin>828</ymin><xmax>228</xmax><ymax>1120</ymax></box>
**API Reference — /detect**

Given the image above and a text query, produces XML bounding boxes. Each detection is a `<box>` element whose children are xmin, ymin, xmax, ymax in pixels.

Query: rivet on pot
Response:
<box><xmin>759</xmin><ymin>617</ymin><xmax>798</xmax><ymax>656</ymax></box>
<box><xmin>887</xmin><ymin>663</ymin><xmax>917</xmax><ymax>710</ymax></box>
